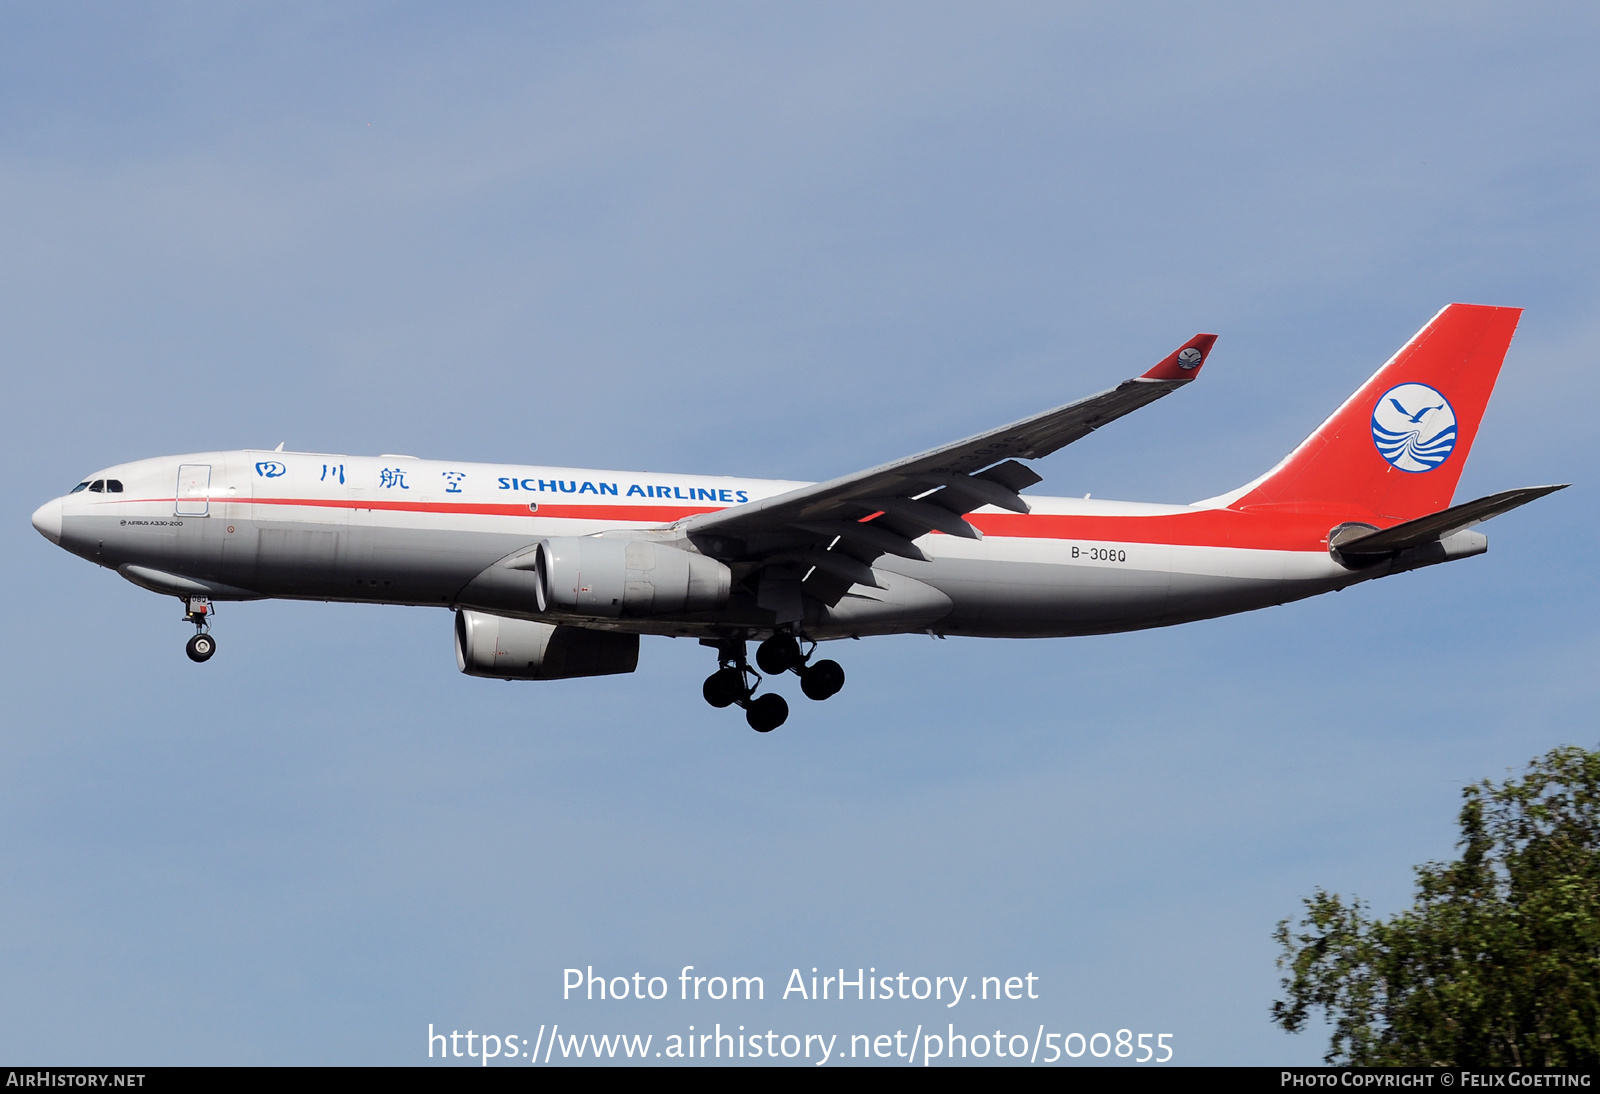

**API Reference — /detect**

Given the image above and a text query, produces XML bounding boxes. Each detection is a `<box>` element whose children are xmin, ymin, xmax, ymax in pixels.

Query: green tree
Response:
<box><xmin>1272</xmin><ymin>745</ymin><xmax>1600</xmax><ymax>1066</ymax></box>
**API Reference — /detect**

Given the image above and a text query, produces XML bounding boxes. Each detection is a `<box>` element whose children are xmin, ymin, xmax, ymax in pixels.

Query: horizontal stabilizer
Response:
<box><xmin>1334</xmin><ymin>484</ymin><xmax>1568</xmax><ymax>558</ymax></box>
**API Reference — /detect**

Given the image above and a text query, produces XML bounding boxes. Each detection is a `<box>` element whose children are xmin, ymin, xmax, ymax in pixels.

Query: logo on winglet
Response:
<box><xmin>1177</xmin><ymin>347</ymin><xmax>1204</xmax><ymax>370</ymax></box>
<box><xmin>1371</xmin><ymin>383</ymin><xmax>1457</xmax><ymax>473</ymax></box>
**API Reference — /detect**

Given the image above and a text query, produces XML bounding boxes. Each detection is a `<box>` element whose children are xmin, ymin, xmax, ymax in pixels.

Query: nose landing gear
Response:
<box><xmin>186</xmin><ymin>633</ymin><xmax>216</xmax><ymax>662</ymax></box>
<box><xmin>183</xmin><ymin>596</ymin><xmax>216</xmax><ymax>663</ymax></box>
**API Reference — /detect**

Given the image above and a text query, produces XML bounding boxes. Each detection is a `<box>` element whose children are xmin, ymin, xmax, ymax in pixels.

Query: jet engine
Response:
<box><xmin>454</xmin><ymin>609</ymin><xmax>638</xmax><ymax>680</ymax></box>
<box><xmin>533</xmin><ymin>537</ymin><xmax>731</xmax><ymax>618</ymax></box>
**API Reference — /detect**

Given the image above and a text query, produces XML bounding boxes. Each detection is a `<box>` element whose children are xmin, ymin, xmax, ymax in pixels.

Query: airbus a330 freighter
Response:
<box><xmin>31</xmin><ymin>304</ymin><xmax>1564</xmax><ymax>731</ymax></box>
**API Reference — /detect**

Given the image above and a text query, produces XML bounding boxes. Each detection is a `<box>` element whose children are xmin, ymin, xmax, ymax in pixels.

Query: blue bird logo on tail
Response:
<box><xmin>1387</xmin><ymin>397</ymin><xmax>1444</xmax><ymax>424</ymax></box>
<box><xmin>1372</xmin><ymin>383</ymin><xmax>1457</xmax><ymax>472</ymax></box>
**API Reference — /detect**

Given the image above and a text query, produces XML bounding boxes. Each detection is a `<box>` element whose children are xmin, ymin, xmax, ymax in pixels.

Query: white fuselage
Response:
<box><xmin>32</xmin><ymin>449</ymin><xmax>1479</xmax><ymax>642</ymax></box>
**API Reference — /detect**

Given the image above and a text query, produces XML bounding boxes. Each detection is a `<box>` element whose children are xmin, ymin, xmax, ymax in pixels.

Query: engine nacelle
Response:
<box><xmin>454</xmin><ymin>610</ymin><xmax>638</xmax><ymax>680</ymax></box>
<box><xmin>534</xmin><ymin>537</ymin><xmax>731</xmax><ymax>619</ymax></box>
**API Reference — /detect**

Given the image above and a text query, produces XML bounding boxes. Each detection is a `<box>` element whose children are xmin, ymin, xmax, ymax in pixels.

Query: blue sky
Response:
<box><xmin>2</xmin><ymin>2</ymin><xmax>1596</xmax><ymax>1065</ymax></box>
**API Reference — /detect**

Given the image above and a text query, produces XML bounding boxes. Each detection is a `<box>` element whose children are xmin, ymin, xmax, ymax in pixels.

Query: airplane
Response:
<box><xmin>30</xmin><ymin>303</ymin><xmax>1565</xmax><ymax>732</ymax></box>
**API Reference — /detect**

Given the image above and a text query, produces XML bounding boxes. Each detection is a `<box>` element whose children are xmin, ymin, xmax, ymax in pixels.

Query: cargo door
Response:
<box><xmin>249</xmin><ymin>456</ymin><xmax>349</xmax><ymax>596</ymax></box>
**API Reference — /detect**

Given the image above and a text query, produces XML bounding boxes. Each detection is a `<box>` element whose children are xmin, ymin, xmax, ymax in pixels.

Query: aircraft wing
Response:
<box><xmin>680</xmin><ymin>333</ymin><xmax>1218</xmax><ymax>613</ymax></box>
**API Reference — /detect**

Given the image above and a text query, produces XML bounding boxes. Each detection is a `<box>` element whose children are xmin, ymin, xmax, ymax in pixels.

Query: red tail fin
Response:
<box><xmin>1230</xmin><ymin>304</ymin><xmax>1521</xmax><ymax>522</ymax></box>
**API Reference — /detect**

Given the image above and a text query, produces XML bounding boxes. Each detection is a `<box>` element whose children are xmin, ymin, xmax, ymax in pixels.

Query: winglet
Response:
<box><xmin>1141</xmin><ymin>333</ymin><xmax>1218</xmax><ymax>381</ymax></box>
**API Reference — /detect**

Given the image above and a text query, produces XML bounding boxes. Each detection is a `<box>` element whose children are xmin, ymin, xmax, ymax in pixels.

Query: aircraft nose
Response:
<box><xmin>31</xmin><ymin>497</ymin><xmax>63</xmax><ymax>545</ymax></box>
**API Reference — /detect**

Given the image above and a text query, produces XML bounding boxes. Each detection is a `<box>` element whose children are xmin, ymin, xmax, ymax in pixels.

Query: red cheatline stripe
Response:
<box><xmin>109</xmin><ymin>496</ymin><xmax>1367</xmax><ymax>551</ymax></box>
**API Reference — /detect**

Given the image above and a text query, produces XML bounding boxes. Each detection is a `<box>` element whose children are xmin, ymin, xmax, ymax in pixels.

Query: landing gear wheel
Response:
<box><xmin>186</xmin><ymin>633</ymin><xmax>216</xmax><ymax>663</ymax></box>
<box><xmin>800</xmin><ymin>659</ymin><xmax>844</xmax><ymax>700</ymax></box>
<box><xmin>702</xmin><ymin>667</ymin><xmax>746</xmax><ymax>708</ymax></box>
<box><xmin>756</xmin><ymin>634</ymin><xmax>802</xmax><ymax>675</ymax></box>
<box><xmin>745</xmin><ymin>692</ymin><xmax>789</xmax><ymax>733</ymax></box>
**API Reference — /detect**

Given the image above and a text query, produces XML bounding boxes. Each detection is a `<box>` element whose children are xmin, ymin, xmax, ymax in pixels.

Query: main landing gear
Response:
<box><xmin>183</xmin><ymin>596</ymin><xmax>216</xmax><ymax>663</ymax></box>
<box><xmin>756</xmin><ymin>634</ymin><xmax>845</xmax><ymax>702</ymax></box>
<box><xmin>701</xmin><ymin>633</ymin><xmax>846</xmax><ymax>733</ymax></box>
<box><xmin>702</xmin><ymin>642</ymin><xmax>786</xmax><ymax>732</ymax></box>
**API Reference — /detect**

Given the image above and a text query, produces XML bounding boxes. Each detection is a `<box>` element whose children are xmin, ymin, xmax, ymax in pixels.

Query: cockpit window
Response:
<box><xmin>88</xmin><ymin>480</ymin><xmax>105</xmax><ymax>493</ymax></box>
<box><xmin>70</xmin><ymin>482</ymin><xmax>90</xmax><ymax>493</ymax></box>
<box><xmin>105</xmin><ymin>479</ymin><xmax>123</xmax><ymax>493</ymax></box>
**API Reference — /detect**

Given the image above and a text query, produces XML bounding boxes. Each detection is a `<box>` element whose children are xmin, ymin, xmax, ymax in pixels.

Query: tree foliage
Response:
<box><xmin>1272</xmin><ymin>745</ymin><xmax>1600</xmax><ymax>1066</ymax></box>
